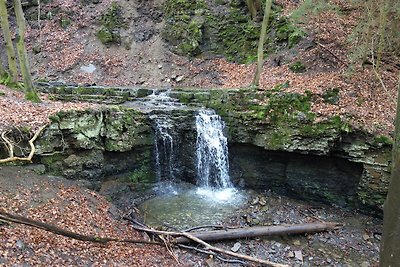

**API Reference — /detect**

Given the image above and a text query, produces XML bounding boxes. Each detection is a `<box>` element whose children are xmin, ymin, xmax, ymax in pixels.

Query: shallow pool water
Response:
<box><xmin>138</xmin><ymin>182</ymin><xmax>248</xmax><ymax>230</ymax></box>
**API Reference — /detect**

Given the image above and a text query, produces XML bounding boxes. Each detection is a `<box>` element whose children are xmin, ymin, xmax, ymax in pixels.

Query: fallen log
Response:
<box><xmin>175</xmin><ymin>222</ymin><xmax>341</xmax><ymax>244</ymax></box>
<box><xmin>125</xmin><ymin>220</ymin><xmax>289</xmax><ymax>267</ymax></box>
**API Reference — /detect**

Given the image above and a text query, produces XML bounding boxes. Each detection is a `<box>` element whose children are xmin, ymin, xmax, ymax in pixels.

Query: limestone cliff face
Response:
<box><xmin>170</xmin><ymin>87</ymin><xmax>391</xmax><ymax>215</ymax></box>
<box><xmin>35</xmin><ymin>102</ymin><xmax>197</xmax><ymax>184</ymax></box>
<box><xmin>25</xmin><ymin>85</ymin><xmax>392</xmax><ymax>214</ymax></box>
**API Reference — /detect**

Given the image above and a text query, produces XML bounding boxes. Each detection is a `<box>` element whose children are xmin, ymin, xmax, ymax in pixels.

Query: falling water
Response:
<box><xmin>139</xmin><ymin>109</ymin><xmax>244</xmax><ymax>229</ymax></box>
<box><xmin>151</xmin><ymin>116</ymin><xmax>176</xmax><ymax>181</ymax></box>
<box><xmin>195</xmin><ymin>110</ymin><xmax>234</xmax><ymax>198</ymax></box>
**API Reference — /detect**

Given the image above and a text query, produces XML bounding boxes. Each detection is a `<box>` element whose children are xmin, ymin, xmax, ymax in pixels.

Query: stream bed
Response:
<box><xmin>100</xmin><ymin>178</ymin><xmax>381</xmax><ymax>266</ymax></box>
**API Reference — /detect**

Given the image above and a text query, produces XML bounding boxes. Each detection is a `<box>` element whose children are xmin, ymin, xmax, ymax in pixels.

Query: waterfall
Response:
<box><xmin>195</xmin><ymin>110</ymin><xmax>233</xmax><ymax>189</ymax></box>
<box><xmin>152</xmin><ymin>116</ymin><xmax>176</xmax><ymax>181</ymax></box>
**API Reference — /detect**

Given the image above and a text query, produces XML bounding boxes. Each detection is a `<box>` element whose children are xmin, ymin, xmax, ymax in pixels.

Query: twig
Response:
<box><xmin>370</xmin><ymin>39</ymin><xmax>396</xmax><ymax>105</ymax></box>
<box><xmin>184</xmin><ymin>224</ymin><xmax>237</xmax><ymax>232</ymax></box>
<box><xmin>161</xmin><ymin>235</ymin><xmax>180</xmax><ymax>264</ymax></box>
<box><xmin>316</xmin><ymin>42</ymin><xmax>349</xmax><ymax>67</ymax></box>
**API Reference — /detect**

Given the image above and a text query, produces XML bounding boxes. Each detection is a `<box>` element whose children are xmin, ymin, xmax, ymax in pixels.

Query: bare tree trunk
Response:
<box><xmin>0</xmin><ymin>0</ymin><xmax>18</xmax><ymax>82</ymax></box>
<box><xmin>246</xmin><ymin>0</ymin><xmax>261</xmax><ymax>20</ymax></box>
<box><xmin>380</xmin><ymin>74</ymin><xmax>400</xmax><ymax>266</ymax></box>
<box><xmin>0</xmin><ymin>57</ymin><xmax>6</xmax><ymax>77</ymax></box>
<box><xmin>251</xmin><ymin>0</ymin><xmax>272</xmax><ymax>87</ymax></box>
<box><xmin>376</xmin><ymin>0</ymin><xmax>388</xmax><ymax>70</ymax></box>
<box><xmin>13</xmin><ymin>0</ymin><xmax>40</xmax><ymax>102</ymax></box>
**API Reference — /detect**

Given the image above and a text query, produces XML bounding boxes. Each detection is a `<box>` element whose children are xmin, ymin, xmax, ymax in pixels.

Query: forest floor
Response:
<box><xmin>0</xmin><ymin>166</ymin><xmax>186</xmax><ymax>266</ymax></box>
<box><xmin>0</xmin><ymin>166</ymin><xmax>382</xmax><ymax>266</ymax></box>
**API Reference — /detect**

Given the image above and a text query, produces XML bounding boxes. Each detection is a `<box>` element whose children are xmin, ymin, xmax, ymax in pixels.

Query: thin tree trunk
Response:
<box><xmin>0</xmin><ymin>0</ymin><xmax>18</xmax><ymax>82</ymax></box>
<box><xmin>0</xmin><ymin>57</ymin><xmax>6</xmax><ymax>77</ymax></box>
<box><xmin>376</xmin><ymin>0</ymin><xmax>388</xmax><ymax>70</ymax></box>
<box><xmin>246</xmin><ymin>0</ymin><xmax>261</xmax><ymax>20</ymax></box>
<box><xmin>251</xmin><ymin>0</ymin><xmax>272</xmax><ymax>87</ymax></box>
<box><xmin>380</xmin><ymin>74</ymin><xmax>400</xmax><ymax>266</ymax></box>
<box><xmin>13</xmin><ymin>0</ymin><xmax>40</xmax><ymax>102</ymax></box>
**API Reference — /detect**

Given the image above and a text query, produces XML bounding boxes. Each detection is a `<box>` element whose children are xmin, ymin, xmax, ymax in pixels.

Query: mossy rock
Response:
<box><xmin>289</xmin><ymin>61</ymin><xmax>306</xmax><ymax>73</ymax></box>
<box><xmin>322</xmin><ymin>88</ymin><xmax>340</xmax><ymax>105</ymax></box>
<box><xmin>97</xmin><ymin>3</ymin><xmax>125</xmax><ymax>45</ymax></box>
<box><xmin>162</xmin><ymin>0</ymin><xmax>206</xmax><ymax>56</ymax></box>
<box><xmin>162</xmin><ymin>0</ymin><xmax>306</xmax><ymax>62</ymax></box>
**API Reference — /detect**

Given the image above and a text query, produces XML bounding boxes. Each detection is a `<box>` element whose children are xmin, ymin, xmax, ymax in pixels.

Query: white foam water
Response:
<box><xmin>195</xmin><ymin>109</ymin><xmax>238</xmax><ymax>201</ymax></box>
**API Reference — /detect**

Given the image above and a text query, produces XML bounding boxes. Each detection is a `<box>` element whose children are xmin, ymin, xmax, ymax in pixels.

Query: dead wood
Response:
<box><xmin>316</xmin><ymin>42</ymin><xmax>349</xmax><ymax>67</ymax></box>
<box><xmin>174</xmin><ymin>222</ymin><xmax>341</xmax><ymax>244</ymax></box>
<box><xmin>0</xmin><ymin>125</ymin><xmax>47</xmax><ymax>164</ymax></box>
<box><xmin>0</xmin><ymin>209</ymin><xmax>160</xmax><ymax>245</ymax></box>
<box><xmin>125</xmin><ymin>217</ymin><xmax>289</xmax><ymax>267</ymax></box>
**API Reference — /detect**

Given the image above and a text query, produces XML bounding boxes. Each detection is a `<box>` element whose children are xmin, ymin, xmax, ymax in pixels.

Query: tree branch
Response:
<box><xmin>124</xmin><ymin>217</ymin><xmax>289</xmax><ymax>267</ymax></box>
<box><xmin>0</xmin><ymin>209</ymin><xmax>160</xmax><ymax>245</ymax></box>
<box><xmin>0</xmin><ymin>125</ymin><xmax>47</xmax><ymax>164</ymax></box>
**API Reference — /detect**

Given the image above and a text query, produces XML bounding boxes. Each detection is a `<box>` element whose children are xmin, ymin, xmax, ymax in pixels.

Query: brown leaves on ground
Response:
<box><xmin>0</xmin><ymin>85</ymin><xmax>96</xmax><ymax>132</ymax></box>
<box><xmin>0</xmin><ymin>167</ymin><xmax>179</xmax><ymax>267</ymax></box>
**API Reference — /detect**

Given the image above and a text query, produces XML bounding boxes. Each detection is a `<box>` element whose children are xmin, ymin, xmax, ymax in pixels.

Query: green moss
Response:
<box><xmin>25</xmin><ymin>91</ymin><xmax>41</xmax><ymax>103</ymax></box>
<box><xmin>289</xmin><ymin>61</ymin><xmax>306</xmax><ymax>73</ymax></box>
<box><xmin>97</xmin><ymin>28</ymin><xmax>115</xmax><ymax>44</ymax></box>
<box><xmin>209</xmin><ymin>7</ymin><xmax>260</xmax><ymax>63</ymax></box>
<box><xmin>162</xmin><ymin>0</ymin><xmax>304</xmax><ymax>62</ymax></box>
<box><xmin>268</xmin><ymin>130</ymin><xmax>291</xmax><ymax>149</ymax></box>
<box><xmin>0</xmin><ymin>73</ymin><xmax>24</xmax><ymax>90</ymax></box>
<box><xmin>60</xmin><ymin>17</ymin><xmax>72</xmax><ymax>29</ymax></box>
<box><xmin>322</xmin><ymin>88</ymin><xmax>340</xmax><ymax>104</ymax></box>
<box><xmin>176</xmin><ymin>92</ymin><xmax>194</xmax><ymax>104</ymax></box>
<box><xmin>275</xmin><ymin>17</ymin><xmax>306</xmax><ymax>48</ymax></box>
<box><xmin>49</xmin><ymin>114</ymin><xmax>61</xmax><ymax>123</ymax></box>
<box><xmin>272</xmin><ymin>81</ymin><xmax>290</xmax><ymax>91</ymax></box>
<box><xmin>374</xmin><ymin>135</ymin><xmax>393</xmax><ymax>146</ymax></box>
<box><xmin>0</xmin><ymin>91</ymin><xmax>5</xmax><ymax>97</ymax></box>
<box><xmin>97</xmin><ymin>3</ymin><xmax>125</xmax><ymax>45</ymax></box>
<box><xmin>130</xmin><ymin>150</ymin><xmax>155</xmax><ymax>183</ymax></box>
<box><xmin>162</xmin><ymin>0</ymin><xmax>206</xmax><ymax>56</ymax></box>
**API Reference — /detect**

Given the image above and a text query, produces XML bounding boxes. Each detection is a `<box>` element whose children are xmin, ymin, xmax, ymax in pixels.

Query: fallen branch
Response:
<box><xmin>125</xmin><ymin>217</ymin><xmax>289</xmax><ymax>267</ymax></box>
<box><xmin>316</xmin><ymin>42</ymin><xmax>349</xmax><ymax>67</ymax></box>
<box><xmin>184</xmin><ymin>224</ymin><xmax>237</xmax><ymax>232</ymax></box>
<box><xmin>174</xmin><ymin>222</ymin><xmax>341</xmax><ymax>244</ymax></box>
<box><xmin>0</xmin><ymin>125</ymin><xmax>47</xmax><ymax>164</ymax></box>
<box><xmin>0</xmin><ymin>209</ymin><xmax>160</xmax><ymax>245</ymax></box>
